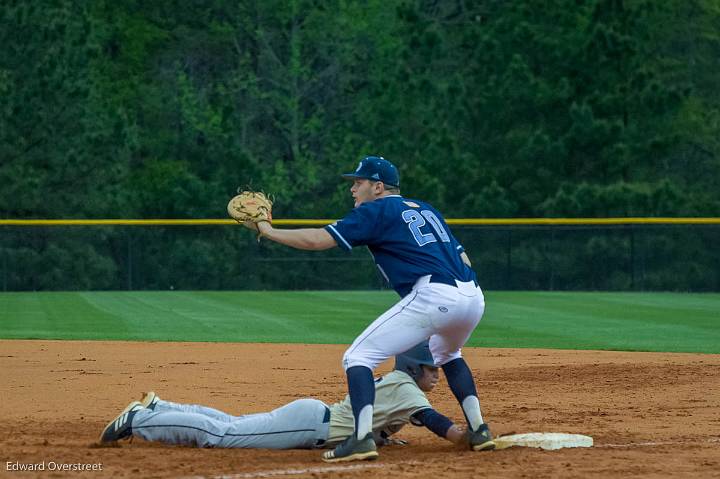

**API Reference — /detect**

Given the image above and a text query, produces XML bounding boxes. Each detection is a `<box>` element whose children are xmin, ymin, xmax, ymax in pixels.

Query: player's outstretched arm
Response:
<box><xmin>412</xmin><ymin>408</ymin><xmax>467</xmax><ymax>445</ymax></box>
<box><xmin>255</xmin><ymin>221</ymin><xmax>337</xmax><ymax>251</ymax></box>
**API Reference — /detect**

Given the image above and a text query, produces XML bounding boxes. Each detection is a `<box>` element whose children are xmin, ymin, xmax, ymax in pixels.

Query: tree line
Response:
<box><xmin>1</xmin><ymin>0</ymin><xmax>718</xmax><ymax>291</ymax></box>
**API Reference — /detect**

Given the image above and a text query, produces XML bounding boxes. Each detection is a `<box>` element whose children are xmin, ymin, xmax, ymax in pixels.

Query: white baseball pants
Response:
<box><xmin>343</xmin><ymin>275</ymin><xmax>485</xmax><ymax>370</ymax></box>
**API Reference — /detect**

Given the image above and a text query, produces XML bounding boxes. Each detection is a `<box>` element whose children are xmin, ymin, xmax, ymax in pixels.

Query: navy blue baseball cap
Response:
<box><xmin>342</xmin><ymin>156</ymin><xmax>400</xmax><ymax>187</ymax></box>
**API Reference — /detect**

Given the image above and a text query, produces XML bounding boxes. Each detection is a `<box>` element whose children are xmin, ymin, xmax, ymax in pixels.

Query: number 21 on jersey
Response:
<box><xmin>402</xmin><ymin>209</ymin><xmax>450</xmax><ymax>246</ymax></box>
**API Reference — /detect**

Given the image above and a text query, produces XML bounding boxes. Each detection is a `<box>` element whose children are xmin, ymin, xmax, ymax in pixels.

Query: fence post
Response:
<box><xmin>549</xmin><ymin>228</ymin><xmax>556</xmax><ymax>290</ymax></box>
<box><xmin>127</xmin><ymin>230</ymin><xmax>133</xmax><ymax>291</ymax></box>
<box><xmin>506</xmin><ymin>229</ymin><xmax>512</xmax><ymax>290</ymax></box>
<box><xmin>2</xmin><ymin>246</ymin><xmax>6</xmax><ymax>292</ymax></box>
<box><xmin>629</xmin><ymin>225</ymin><xmax>635</xmax><ymax>290</ymax></box>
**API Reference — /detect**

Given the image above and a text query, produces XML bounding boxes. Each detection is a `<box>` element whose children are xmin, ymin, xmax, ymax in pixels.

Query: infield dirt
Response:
<box><xmin>1</xmin><ymin>341</ymin><xmax>718</xmax><ymax>478</ymax></box>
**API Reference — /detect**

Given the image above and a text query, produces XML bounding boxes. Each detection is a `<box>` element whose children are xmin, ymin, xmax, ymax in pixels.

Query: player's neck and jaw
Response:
<box><xmin>351</xmin><ymin>179</ymin><xmax>399</xmax><ymax>208</ymax></box>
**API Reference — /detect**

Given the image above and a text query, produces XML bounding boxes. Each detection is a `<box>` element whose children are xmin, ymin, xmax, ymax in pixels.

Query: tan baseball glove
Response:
<box><xmin>227</xmin><ymin>190</ymin><xmax>273</xmax><ymax>230</ymax></box>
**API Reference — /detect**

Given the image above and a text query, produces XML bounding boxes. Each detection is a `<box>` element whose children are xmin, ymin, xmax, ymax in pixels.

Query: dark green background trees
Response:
<box><xmin>1</xmin><ymin>0</ymin><xmax>718</xmax><ymax>291</ymax></box>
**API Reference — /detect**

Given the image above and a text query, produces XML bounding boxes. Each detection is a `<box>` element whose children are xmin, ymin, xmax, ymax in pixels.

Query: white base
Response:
<box><xmin>494</xmin><ymin>432</ymin><xmax>593</xmax><ymax>451</ymax></box>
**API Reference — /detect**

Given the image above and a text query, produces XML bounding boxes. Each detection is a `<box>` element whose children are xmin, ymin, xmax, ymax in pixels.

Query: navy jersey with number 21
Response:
<box><xmin>325</xmin><ymin>195</ymin><xmax>477</xmax><ymax>297</ymax></box>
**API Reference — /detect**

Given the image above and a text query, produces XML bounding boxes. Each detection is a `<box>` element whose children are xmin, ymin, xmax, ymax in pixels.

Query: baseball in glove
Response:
<box><xmin>227</xmin><ymin>190</ymin><xmax>273</xmax><ymax>231</ymax></box>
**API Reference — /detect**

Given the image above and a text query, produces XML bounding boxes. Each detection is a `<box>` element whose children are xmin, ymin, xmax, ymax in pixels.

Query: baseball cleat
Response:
<box><xmin>469</xmin><ymin>423</ymin><xmax>496</xmax><ymax>451</ymax></box>
<box><xmin>321</xmin><ymin>433</ymin><xmax>378</xmax><ymax>462</ymax></box>
<box><xmin>99</xmin><ymin>401</ymin><xmax>144</xmax><ymax>444</ymax></box>
<box><xmin>139</xmin><ymin>391</ymin><xmax>159</xmax><ymax>410</ymax></box>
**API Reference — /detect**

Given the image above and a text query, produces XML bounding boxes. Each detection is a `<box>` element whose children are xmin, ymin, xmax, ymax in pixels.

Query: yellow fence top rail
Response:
<box><xmin>1</xmin><ymin>217</ymin><xmax>719</xmax><ymax>226</ymax></box>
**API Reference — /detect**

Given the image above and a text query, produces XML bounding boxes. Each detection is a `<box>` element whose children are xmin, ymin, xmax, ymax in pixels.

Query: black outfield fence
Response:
<box><xmin>1</xmin><ymin>219</ymin><xmax>718</xmax><ymax>292</ymax></box>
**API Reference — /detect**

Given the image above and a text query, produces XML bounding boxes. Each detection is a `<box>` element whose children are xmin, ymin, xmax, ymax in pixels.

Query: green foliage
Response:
<box><xmin>1</xmin><ymin>0</ymin><xmax>719</xmax><ymax>291</ymax></box>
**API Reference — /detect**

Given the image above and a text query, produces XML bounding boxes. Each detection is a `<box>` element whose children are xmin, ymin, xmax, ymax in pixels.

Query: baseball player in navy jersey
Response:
<box><xmin>246</xmin><ymin>156</ymin><xmax>494</xmax><ymax>461</ymax></box>
<box><xmin>99</xmin><ymin>342</ymin><xmax>474</xmax><ymax>451</ymax></box>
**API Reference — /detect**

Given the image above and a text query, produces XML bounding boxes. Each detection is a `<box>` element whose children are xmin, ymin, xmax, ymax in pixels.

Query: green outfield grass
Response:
<box><xmin>0</xmin><ymin>291</ymin><xmax>718</xmax><ymax>353</ymax></box>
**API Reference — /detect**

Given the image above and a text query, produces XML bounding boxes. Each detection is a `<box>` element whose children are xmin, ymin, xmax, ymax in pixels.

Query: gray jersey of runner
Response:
<box><xmin>327</xmin><ymin>370</ymin><xmax>431</xmax><ymax>445</ymax></box>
